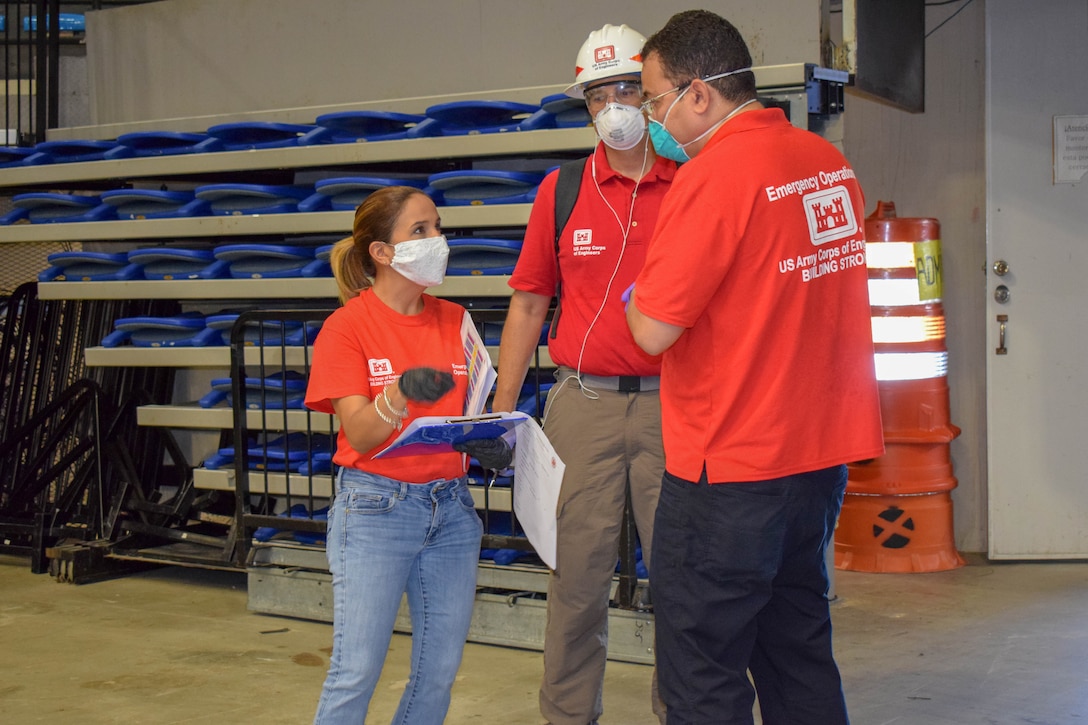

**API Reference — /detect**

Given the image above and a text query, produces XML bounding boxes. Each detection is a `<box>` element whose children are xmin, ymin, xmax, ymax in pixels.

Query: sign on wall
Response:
<box><xmin>1053</xmin><ymin>115</ymin><xmax>1088</xmax><ymax>184</ymax></box>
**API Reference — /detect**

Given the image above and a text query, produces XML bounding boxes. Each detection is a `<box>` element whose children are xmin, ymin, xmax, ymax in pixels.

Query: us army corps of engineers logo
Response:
<box><xmin>776</xmin><ymin>185</ymin><xmax>865</xmax><ymax>281</ymax></box>
<box><xmin>804</xmin><ymin>186</ymin><xmax>858</xmax><ymax>245</ymax></box>
<box><xmin>572</xmin><ymin>228</ymin><xmax>605</xmax><ymax>257</ymax></box>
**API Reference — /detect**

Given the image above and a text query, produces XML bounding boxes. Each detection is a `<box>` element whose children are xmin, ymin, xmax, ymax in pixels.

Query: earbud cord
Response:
<box><xmin>544</xmin><ymin>136</ymin><xmax>650</xmax><ymax>420</ymax></box>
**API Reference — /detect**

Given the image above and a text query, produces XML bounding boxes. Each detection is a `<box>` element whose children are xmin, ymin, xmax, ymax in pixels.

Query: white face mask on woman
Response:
<box><xmin>388</xmin><ymin>235</ymin><xmax>449</xmax><ymax>288</ymax></box>
<box><xmin>593</xmin><ymin>102</ymin><xmax>647</xmax><ymax>151</ymax></box>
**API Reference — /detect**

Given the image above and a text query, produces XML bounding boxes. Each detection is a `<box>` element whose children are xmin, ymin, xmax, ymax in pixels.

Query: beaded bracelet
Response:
<box><xmin>381</xmin><ymin>387</ymin><xmax>409</xmax><ymax>418</ymax></box>
<box><xmin>374</xmin><ymin>386</ymin><xmax>410</xmax><ymax>430</ymax></box>
<box><xmin>373</xmin><ymin>396</ymin><xmax>401</xmax><ymax>429</ymax></box>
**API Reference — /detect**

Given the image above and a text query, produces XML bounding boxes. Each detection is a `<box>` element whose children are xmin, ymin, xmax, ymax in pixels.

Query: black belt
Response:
<box><xmin>559</xmin><ymin>367</ymin><xmax>660</xmax><ymax>392</ymax></box>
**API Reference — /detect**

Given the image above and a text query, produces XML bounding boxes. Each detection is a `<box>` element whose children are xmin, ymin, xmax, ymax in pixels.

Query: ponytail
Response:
<box><xmin>330</xmin><ymin>236</ymin><xmax>371</xmax><ymax>304</ymax></box>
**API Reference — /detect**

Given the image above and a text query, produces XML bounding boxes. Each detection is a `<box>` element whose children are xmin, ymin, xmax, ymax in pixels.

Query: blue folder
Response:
<box><xmin>373</xmin><ymin>412</ymin><xmax>529</xmax><ymax>459</ymax></box>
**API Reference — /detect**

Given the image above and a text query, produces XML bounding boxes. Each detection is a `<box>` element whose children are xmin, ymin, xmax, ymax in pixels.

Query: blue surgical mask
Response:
<box><xmin>648</xmin><ymin>119</ymin><xmax>689</xmax><ymax>164</ymax></box>
<box><xmin>648</xmin><ymin>86</ymin><xmax>694</xmax><ymax>163</ymax></box>
<box><xmin>648</xmin><ymin>67</ymin><xmax>757</xmax><ymax>164</ymax></box>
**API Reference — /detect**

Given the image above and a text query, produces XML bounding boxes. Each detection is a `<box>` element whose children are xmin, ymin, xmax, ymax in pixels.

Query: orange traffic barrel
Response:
<box><xmin>847</xmin><ymin>441</ymin><xmax>957</xmax><ymax>496</ymax></box>
<box><xmin>835</xmin><ymin>491</ymin><xmax>965</xmax><ymax>573</ymax></box>
<box><xmin>869</xmin><ymin>301</ymin><xmax>959</xmax><ymax>443</ymax></box>
<box><xmin>836</xmin><ymin>201</ymin><xmax>965</xmax><ymax>573</ymax></box>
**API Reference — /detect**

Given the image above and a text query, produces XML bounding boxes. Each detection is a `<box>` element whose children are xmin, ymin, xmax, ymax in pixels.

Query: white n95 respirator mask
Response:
<box><xmin>593</xmin><ymin>102</ymin><xmax>647</xmax><ymax>151</ymax></box>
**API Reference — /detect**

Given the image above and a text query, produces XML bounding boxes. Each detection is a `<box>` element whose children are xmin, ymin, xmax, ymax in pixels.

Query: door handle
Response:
<box><xmin>996</xmin><ymin>314</ymin><xmax>1008</xmax><ymax>355</ymax></box>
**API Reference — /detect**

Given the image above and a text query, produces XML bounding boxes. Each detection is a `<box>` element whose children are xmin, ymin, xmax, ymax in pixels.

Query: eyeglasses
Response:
<box><xmin>640</xmin><ymin>67</ymin><xmax>752</xmax><ymax>114</ymax></box>
<box><xmin>583</xmin><ymin>81</ymin><xmax>643</xmax><ymax>111</ymax></box>
<box><xmin>639</xmin><ymin>82</ymin><xmax>691</xmax><ymax>114</ymax></box>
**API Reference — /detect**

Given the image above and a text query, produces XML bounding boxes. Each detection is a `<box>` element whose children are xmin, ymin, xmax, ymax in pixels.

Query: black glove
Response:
<box><xmin>398</xmin><ymin>367</ymin><xmax>455</xmax><ymax>403</ymax></box>
<box><xmin>453</xmin><ymin>437</ymin><xmax>513</xmax><ymax>471</ymax></box>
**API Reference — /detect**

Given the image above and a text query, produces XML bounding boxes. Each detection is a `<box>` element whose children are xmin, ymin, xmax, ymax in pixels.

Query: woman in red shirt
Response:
<box><xmin>306</xmin><ymin>186</ymin><xmax>507</xmax><ymax>724</ymax></box>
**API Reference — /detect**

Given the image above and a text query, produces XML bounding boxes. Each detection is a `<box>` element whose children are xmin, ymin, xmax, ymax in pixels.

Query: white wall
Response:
<box><xmin>84</xmin><ymin>0</ymin><xmax>822</xmax><ymax>124</ymax></box>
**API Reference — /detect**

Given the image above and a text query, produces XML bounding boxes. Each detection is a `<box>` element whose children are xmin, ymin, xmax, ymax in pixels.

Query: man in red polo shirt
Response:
<box><xmin>626</xmin><ymin>10</ymin><xmax>884</xmax><ymax>725</ymax></box>
<box><xmin>492</xmin><ymin>23</ymin><xmax>676</xmax><ymax>725</ymax></box>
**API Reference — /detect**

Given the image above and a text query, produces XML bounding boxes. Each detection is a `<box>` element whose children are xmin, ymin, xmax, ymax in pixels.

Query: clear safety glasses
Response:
<box><xmin>583</xmin><ymin>81</ymin><xmax>643</xmax><ymax>112</ymax></box>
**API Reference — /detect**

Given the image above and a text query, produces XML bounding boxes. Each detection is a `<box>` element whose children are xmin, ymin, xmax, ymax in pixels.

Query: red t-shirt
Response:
<box><xmin>634</xmin><ymin>108</ymin><xmax>884</xmax><ymax>482</ymax></box>
<box><xmin>305</xmin><ymin>290</ymin><xmax>470</xmax><ymax>482</ymax></box>
<box><xmin>509</xmin><ymin>144</ymin><xmax>675</xmax><ymax>376</ymax></box>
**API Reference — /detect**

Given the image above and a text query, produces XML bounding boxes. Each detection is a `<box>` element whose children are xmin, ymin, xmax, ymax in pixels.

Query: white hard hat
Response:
<box><xmin>564</xmin><ymin>23</ymin><xmax>648</xmax><ymax>98</ymax></box>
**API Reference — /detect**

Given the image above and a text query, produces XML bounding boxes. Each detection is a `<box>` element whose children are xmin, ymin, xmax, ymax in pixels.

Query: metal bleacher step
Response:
<box><xmin>246</xmin><ymin>542</ymin><xmax>655</xmax><ymax>664</ymax></box>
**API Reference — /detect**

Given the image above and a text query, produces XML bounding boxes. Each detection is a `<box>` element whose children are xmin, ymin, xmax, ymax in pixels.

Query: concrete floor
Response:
<box><xmin>1</xmin><ymin>553</ymin><xmax>1086</xmax><ymax>725</ymax></box>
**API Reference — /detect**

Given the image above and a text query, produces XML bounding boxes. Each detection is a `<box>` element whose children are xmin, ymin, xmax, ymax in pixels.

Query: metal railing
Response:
<box><xmin>3</xmin><ymin>1</ymin><xmax>61</xmax><ymax>145</ymax></box>
<box><xmin>0</xmin><ymin>282</ymin><xmax>178</xmax><ymax>573</ymax></box>
<box><xmin>3</xmin><ymin>1</ymin><xmax>162</xmax><ymax>145</ymax></box>
<box><xmin>229</xmin><ymin>308</ymin><xmax>337</xmax><ymax>566</ymax></box>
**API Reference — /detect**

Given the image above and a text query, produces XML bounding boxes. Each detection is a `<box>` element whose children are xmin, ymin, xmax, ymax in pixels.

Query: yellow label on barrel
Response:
<box><xmin>913</xmin><ymin>238</ymin><xmax>942</xmax><ymax>301</ymax></box>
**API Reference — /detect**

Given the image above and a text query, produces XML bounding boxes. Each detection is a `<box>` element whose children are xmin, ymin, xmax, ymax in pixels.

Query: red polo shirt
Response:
<box><xmin>510</xmin><ymin>144</ymin><xmax>675</xmax><ymax>376</ymax></box>
<box><xmin>634</xmin><ymin>108</ymin><xmax>884</xmax><ymax>482</ymax></box>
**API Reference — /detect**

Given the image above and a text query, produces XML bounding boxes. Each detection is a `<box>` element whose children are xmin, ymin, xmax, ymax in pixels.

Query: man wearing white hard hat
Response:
<box><xmin>492</xmin><ymin>22</ymin><xmax>675</xmax><ymax>725</ymax></box>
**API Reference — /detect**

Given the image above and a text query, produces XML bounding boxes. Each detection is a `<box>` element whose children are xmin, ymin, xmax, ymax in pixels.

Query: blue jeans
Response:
<box><xmin>651</xmin><ymin>465</ymin><xmax>849</xmax><ymax>725</ymax></box>
<box><xmin>313</xmin><ymin>469</ymin><xmax>483</xmax><ymax>725</ymax></box>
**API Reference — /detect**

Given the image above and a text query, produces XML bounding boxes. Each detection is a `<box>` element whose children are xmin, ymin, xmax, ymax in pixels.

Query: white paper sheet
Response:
<box><xmin>512</xmin><ymin>417</ymin><xmax>564</xmax><ymax>570</ymax></box>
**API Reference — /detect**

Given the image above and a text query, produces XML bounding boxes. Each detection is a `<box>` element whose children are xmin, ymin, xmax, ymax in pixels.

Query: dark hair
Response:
<box><xmin>642</xmin><ymin>10</ymin><xmax>756</xmax><ymax>103</ymax></box>
<box><xmin>330</xmin><ymin>185</ymin><xmax>430</xmax><ymax>303</ymax></box>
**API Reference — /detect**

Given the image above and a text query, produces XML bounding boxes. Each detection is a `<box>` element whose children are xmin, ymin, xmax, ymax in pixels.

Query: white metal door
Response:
<box><xmin>986</xmin><ymin>1</ymin><xmax>1088</xmax><ymax>558</ymax></box>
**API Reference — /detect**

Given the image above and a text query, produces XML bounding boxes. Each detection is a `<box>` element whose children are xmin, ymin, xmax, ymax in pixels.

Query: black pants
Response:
<box><xmin>651</xmin><ymin>465</ymin><xmax>850</xmax><ymax>725</ymax></box>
